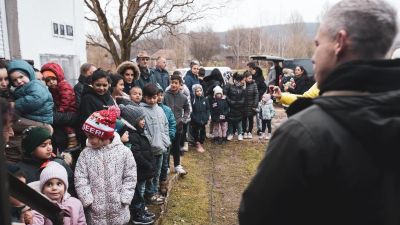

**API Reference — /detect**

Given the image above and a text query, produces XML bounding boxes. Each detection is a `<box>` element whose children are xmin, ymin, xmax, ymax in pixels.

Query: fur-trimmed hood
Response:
<box><xmin>116</xmin><ymin>61</ymin><xmax>140</xmax><ymax>81</ymax></box>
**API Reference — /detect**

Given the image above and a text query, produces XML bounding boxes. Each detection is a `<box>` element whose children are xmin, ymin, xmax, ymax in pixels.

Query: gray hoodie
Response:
<box><xmin>140</xmin><ymin>102</ymin><xmax>171</xmax><ymax>155</ymax></box>
<box><xmin>163</xmin><ymin>89</ymin><xmax>191</xmax><ymax>125</ymax></box>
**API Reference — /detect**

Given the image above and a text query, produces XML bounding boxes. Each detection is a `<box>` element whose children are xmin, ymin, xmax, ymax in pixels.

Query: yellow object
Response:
<box><xmin>278</xmin><ymin>83</ymin><xmax>320</xmax><ymax>105</ymax></box>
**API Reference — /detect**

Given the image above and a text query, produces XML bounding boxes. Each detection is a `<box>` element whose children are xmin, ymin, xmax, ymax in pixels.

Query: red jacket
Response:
<box><xmin>41</xmin><ymin>63</ymin><xmax>77</xmax><ymax>112</ymax></box>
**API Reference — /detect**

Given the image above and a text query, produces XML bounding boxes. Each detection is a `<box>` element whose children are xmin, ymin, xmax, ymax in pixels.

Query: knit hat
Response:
<box><xmin>213</xmin><ymin>85</ymin><xmax>223</xmax><ymax>97</ymax></box>
<box><xmin>42</xmin><ymin>70</ymin><xmax>56</xmax><ymax>79</ymax></box>
<box><xmin>82</xmin><ymin>106</ymin><xmax>120</xmax><ymax>140</ymax></box>
<box><xmin>119</xmin><ymin>104</ymin><xmax>145</xmax><ymax>128</ymax></box>
<box><xmin>192</xmin><ymin>84</ymin><xmax>203</xmax><ymax>95</ymax></box>
<box><xmin>22</xmin><ymin>127</ymin><xmax>52</xmax><ymax>156</ymax></box>
<box><xmin>39</xmin><ymin>161</ymin><xmax>68</xmax><ymax>192</ymax></box>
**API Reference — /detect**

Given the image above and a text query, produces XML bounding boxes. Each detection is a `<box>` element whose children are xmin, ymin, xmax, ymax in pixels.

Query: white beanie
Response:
<box><xmin>39</xmin><ymin>161</ymin><xmax>68</xmax><ymax>192</ymax></box>
<box><xmin>213</xmin><ymin>85</ymin><xmax>223</xmax><ymax>97</ymax></box>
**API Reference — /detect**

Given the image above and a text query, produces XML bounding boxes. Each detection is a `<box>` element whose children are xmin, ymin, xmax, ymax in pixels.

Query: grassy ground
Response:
<box><xmin>161</xmin><ymin>107</ymin><xmax>287</xmax><ymax>225</ymax></box>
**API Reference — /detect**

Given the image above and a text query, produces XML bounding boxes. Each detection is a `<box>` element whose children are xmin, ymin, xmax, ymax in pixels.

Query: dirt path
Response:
<box><xmin>162</xmin><ymin>106</ymin><xmax>287</xmax><ymax>225</ymax></box>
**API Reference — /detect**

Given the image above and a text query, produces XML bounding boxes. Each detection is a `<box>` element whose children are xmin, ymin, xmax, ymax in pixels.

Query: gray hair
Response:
<box><xmin>322</xmin><ymin>0</ymin><xmax>398</xmax><ymax>59</ymax></box>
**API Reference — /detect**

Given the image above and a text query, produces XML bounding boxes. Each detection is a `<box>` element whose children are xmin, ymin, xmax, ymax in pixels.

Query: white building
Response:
<box><xmin>0</xmin><ymin>0</ymin><xmax>86</xmax><ymax>84</ymax></box>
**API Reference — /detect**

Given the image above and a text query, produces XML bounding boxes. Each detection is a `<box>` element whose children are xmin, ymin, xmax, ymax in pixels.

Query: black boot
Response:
<box><xmin>132</xmin><ymin>209</ymin><xmax>154</xmax><ymax>225</ymax></box>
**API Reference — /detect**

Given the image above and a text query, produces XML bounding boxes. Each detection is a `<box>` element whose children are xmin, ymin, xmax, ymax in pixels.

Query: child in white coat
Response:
<box><xmin>257</xmin><ymin>93</ymin><xmax>276</xmax><ymax>139</ymax></box>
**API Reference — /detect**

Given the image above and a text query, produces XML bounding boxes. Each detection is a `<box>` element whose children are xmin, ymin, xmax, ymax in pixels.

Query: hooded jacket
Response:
<box><xmin>41</xmin><ymin>63</ymin><xmax>77</xmax><ymax>113</ymax></box>
<box><xmin>7</xmin><ymin>60</ymin><xmax>53</xmax><ymax>124</ymax></box>
<box><xmin>74</xmin><ymin>133</ymin><xmax>136</xmax><ymax>225</ymax></box>
<box><xmin>191</xmin><ymin>84</ymin><xmax>210</xmax><ymax>125</ymax></box>
<box><xmin>239</xmin><ymin>59</ymin><xmax>400</xmax><ymax>225</ymax></box>
<box><xmin>224</xmin><ymin>82</ymin><xmax>245</xmax><ymax>121</ymax></box>
<box><xmin>140</xmin><ymin>102</ymin><xmax>171</xmax><ymax>155</ymax></box>
<box><xmin>163</xmin><ymin>89</ymin><xmax>191</xmax><ymax>125</ymax></box>
<box><xmin>78</xmin><ymin>85</ymin><xmax>114</xmax><ymax>125</ymax></box>
<box><xmin>116</xmin><ymin>61</ymin><xmax>140</xmax><ymax>94</ymax></box>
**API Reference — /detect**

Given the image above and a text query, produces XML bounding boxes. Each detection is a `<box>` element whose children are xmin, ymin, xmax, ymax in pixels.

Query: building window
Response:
<box><xmin>66</xmin><ymin>25</ymin><xmax>73</xmax><ymax>36</ymax></box>
<box><xmin>59</xmin><ymin>24</ymin><xmax>65</xmax><ymax>36</ymax></box>
<box><xmin>53</xmin><ymin>22</ymin><xmax>59</xmax><ymax>35</ymax></box>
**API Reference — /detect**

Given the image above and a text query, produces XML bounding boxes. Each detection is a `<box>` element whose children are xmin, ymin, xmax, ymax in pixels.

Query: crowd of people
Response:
<box><xmin>0</xmin><ymin>43</ymin><xmax>309</xmax><ymax>224</ymax></box>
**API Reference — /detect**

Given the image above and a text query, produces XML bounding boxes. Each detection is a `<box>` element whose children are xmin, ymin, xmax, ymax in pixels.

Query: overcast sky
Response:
<box><xmin>189</xmin><ymin>0</ymin><xmax>400</xmax><ymax>32</ymax></box>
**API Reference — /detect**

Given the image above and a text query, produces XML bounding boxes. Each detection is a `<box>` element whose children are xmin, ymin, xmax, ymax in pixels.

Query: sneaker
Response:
<box><xmin>243</xmin><ymin>132</ymin><xmax>248</xmax><ymax>139</ymax></box>
<box><xmin>182</xmin><ymin>142</ymin><xmax>189</xmax><ymax>152</ymax></box>
<box><xmin>132</xmin><ymin>211</ymin><xmax>154</xmax><ymax>225</ymax></box>
<box><xmin>266</xmin><ymin>133</ymin><xmax>272</xmax><ymax>140</ymax></box>
<box><xmin>227</xmin><ymin>134</ymin><xmax>233</xmax><ymax>141</ymax></box>
<box><xmin>146</xmin><ymin>194</ymin><xmax>165</xmax><ymax>205</ymax></box>
<box><xmin>207</xmin><ymin>133</ymin><xmax>214</xmax><ymax>139</ymax></box>
<box><xmin>238</xmin><ymin>134</ymin><xmax>243</xmax><ymax>141</ymax></box>
<box><xmin>175</xmin><ymin>165</ymin><xmax>188</xmax><ymax>175</ymax></box>
<box><xmin>144</xmin><ymin>209</ymin><xmax>156</xmax><ymax>219</ymax></box>
<box><xmin>247</xmin><ymin>133</ymin><xmax>253</xmax><ymax>139</ymax></box>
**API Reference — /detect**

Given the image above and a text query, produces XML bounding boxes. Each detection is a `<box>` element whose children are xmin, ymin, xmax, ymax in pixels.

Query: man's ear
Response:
<box><xmin>334</xmin><ymin>30</ymin><xmax>348</xmax><ymax>57</ymax></box>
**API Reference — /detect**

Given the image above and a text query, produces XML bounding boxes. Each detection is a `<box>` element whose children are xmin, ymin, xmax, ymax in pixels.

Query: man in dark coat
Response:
<box><xmin>239</xmin><ymin>1</ymin><xmax>400</xmax><ymax>225</ymax></box>
<box><xmin>74</xmin><ymin>63</ymin><xmax>96</xmax><ymax>107</ymax></box>
<box><xmin>152</xmin><ymin>56</ymin><xmax>170</xmax><ymax>91</ymax></box>
<box><xmin>135</xmin><ymin>51</ymin><xmax>158</xmax><ymax>89</ymax></box>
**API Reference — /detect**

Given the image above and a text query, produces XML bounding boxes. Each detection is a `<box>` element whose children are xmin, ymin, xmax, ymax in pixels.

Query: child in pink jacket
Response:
<box><xmin>31</xmin><ymin>162</ymin><xmax>86</xmax><ymax>225</ymax></box>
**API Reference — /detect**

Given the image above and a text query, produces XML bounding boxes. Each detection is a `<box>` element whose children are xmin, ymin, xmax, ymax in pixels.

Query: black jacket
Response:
<box><xmin>73</xmin><ymin>75</ymin><xmax>90</xmax><ymax>107</ymax></box>
<box><xmin>253</xmin><ymin>67</ymin><xmax>267</xmax><ymax>99</ymax></box>
<box><xmin>203</xmin><ymin>72</ymin><xmax>224</xmax><ymax>97</ymax></box>
<box><xmin>78</xmin><ymin>85</ymin><xmax>114</xmax><ymax>125</ymax></box>
<box><xmin>52</xmin><ymin>110</ymin><xmax>78</xmax><ymax>152</ymax></box>
<box><xmin>224</xmin><ymin>83</ymin><xmax>245</xmax><ymax>121</ymax></box>
<box><xmin>288</xmin><ymin>74</ymin><xmax>310</xmax><ymax>95</ymax></box>
<box><xmin>239</xmin><ymin>59</ymin><xmax>400</xmax><ymax>225</ymax></box>
<box><xmin>191</xmin><ymin>95</ymin><xmax>210</xmax><ymax>125</ymax></box>
<box><xmin>128</xmin><ymin>128</ymin><xmax>155</xmax><ymax>182</ymax></box>
<box><xmin>210</xmin><ymin>97</ymin><xmax>229</xmax><ymax>122</ymax></box>
<box><xmin>243</xmin><ymin>81</ymin><xmax>259</xmax><ymax>116</ymax></box>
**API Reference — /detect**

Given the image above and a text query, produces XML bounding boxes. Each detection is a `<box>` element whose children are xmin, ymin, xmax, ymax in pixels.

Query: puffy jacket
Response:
<box><xmin>140</xmin><ymin>103</ymin><xmax>171</xmax><ymax>155</ymax></box>
<box><xmin>191</xmin><ymin>96</ymin><xmax>210</xmax><ymax>125</ymax></box>
<box><xmin>32</xmin><ymin>192</ymin><xmax>86</xmax><ymax>225</ymax></box>
<box><xmin>41</xmin><ymin>62</ymin><xmax>77</xmax><ymax>113</ymax></box>
<box><xmin>184</xmin><ymin>70</ymin><xmax>200</xmax><ymax>99</ymax></box>
<box><xmin>74</xmin><ymin>133</ymin><xmax>136</xmax><ymax>225</ymax></box>
<box><xmin>159</xmin><ymin>103</ymin><xmax>177</xmax><ymax>140</ymax></box>
<box><xmin>203</xmin><ymin>71</ymin><xmax>224</xmax><ymax>97</ymax></box>
<box><xmin>78</xmin><ymin>85</ymin><xmax>114</xmax><ymax>125</ymax></box>
<box><xmin>128</xmin><ymin>128</ymin><xmax>155</xmax><ymax>182</ymax></box>
<box><xmin>239</xmin><ymin>59</ymin><xmax>400</xmax><ymax>225</ymax></box>
<box><xmin>152</xmin><ymin>67</ymin><xmax>170</xmax><ymax>91</ymax></box>
<box><xmin>243</xmin><ymin>80</ymin><xmax>259</xmax><ymax>116</ymax></box>
<box><xmin>224</xmin><ymin>83</ymin><xmax>245</xmax><ymax>121</ymax></box>
<box><xmin>210</xmin><ymin>97</ymin><xmax>229</xmax><ymax>122</ymax></box>
<box><xmin>8</xmin><ymin>60</ymin><xmax>53</xmax><ymax>124</ymax></box>
<box><xmin>257</xmin><ymin>100</ymin><xmax>275</xmax><ymax>120</ymax></box>
<box><xmin>163</xmin><ymin>89</ymin><xmax>191</xmax><ymax>125</ymax></box>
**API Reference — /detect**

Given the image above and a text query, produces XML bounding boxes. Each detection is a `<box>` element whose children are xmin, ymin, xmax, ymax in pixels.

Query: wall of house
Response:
<box><xmin>17</xmin><ymin>0</ymin><xmax>86</xmax><ymax>84</ymax></box>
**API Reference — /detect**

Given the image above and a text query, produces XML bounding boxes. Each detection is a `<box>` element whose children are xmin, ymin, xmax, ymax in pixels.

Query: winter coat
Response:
<box><xmin>32</xmin><ymin>192</ymin><xmax>86</xmax><ymax>225</ymax></box>
<box><xmin>224</xmin><ymin>83</ymin><xmax>245</xmax><ymax>121</ymax></box>
<box><xmin>191</xmin><ymin>95</ymin><xmax>210</xmax><ymax>125</ymax></box>
<box><xmin>203</xmin><ymin>72</ymin><xmax>224</xmax><ymax>97</ymax></box>
<box><xmin>53</xmin><ymin>110</ymin><xmax>79</xmax><ymax>152</ymax></box>
<box><xmin>159</xmin><ymin>103</ymin><xmax>177</xmax><ymax>140</ymax></box>
<box><xmin>78</xmin><ymin>85</ymin><xmax>114</xmax><ymax>125</ymax></box>
<box><xmin>210</xmin><ymin>96</ymin><xmax>229</xmax><ymax>123</ymax></box>
<box><xmin>288</xmin><ymin>74</ymin><xmax>310</xmax><ymax>95</ymax></box>
<box><xmin>135</xmin><ymin>67</ymin><xmax>157</xmax><ymax>90</ymax></box>
<box><xmin>253</xmin><ymin>67</ymin><xmax>267</xmax><ymax>98</ymax></box>
<box><xmin>8</xmin><ymin>60</ymin><xmax>53</xmax><ymax>124</ymax></box>
<box><xmin>152</xmin><ymin>67</ymin><xmax>170</xmax><ymax>91</ymax></box>
<box><xmin>128</xmin><ymin>128</ymin><xmax>155</xmax><ymax>182</ymax></box>
<box><xmin>41</xmin><ymin>63</ymin><xmax>77</xmax><ymax>113</ymax></box>
<box><xmin>74</xmin><ymin>75</ymin><xmax>89</xmax><ymax>108</ymax></box>
<box><xmin>140</xmin><ymin>103</ymin><xmax>171</xmax><ymax>155</ymax></box>
<box><xmin>74</xmin><ymin>133</ymin><xmax>136</xmax><ymax>225</ymax></box>
<box><xmin>243</xmin><ymin>80</ymin><xmax>259</xmax><ymax>116</ymax></box>
<box><xmin>116</xmin><ymin>61</ymin><xmax>140</xmax><ymax>94</ymax></box>
<box><xmin>239</xmin><ymin>59</ymin><xmax>400</xmax><ymax>225</ymax></box>
<box><xmin>184</xmin><ymin>70</ymin><xmax>200</xmax><ymax>99</ymax></box>
<box><xmin>163</xmin><ymin>89</ymin><xmax>191</xmax><ymax>125</ymax></box>
<box><xmin>257</xmin><ymin>100</ymin><xmax>275</xmax><ymax>120</ymax></box>
<box><xmin>17</xmin><ymin>157</ymin><xmax>74</xmax><ymax>194</ymax></box>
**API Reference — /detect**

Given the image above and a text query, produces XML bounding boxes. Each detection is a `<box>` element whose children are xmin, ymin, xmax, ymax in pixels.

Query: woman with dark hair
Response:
<box><xmin>78</xmin><ymin>69</ymin><xmax>114</xmax><ymax>146</ymax></box>
<box><xmin>203</xmin><ymin>68</ymin><xmax>225</xmax><ymax>97</ymax></box>
<box><xmin>109</xmin><ymin>74</ymin><xmax>130</xmax><ymax>103</ymax></box>
<box><xmin>116</xmin><ymin>61</ymin><xmax>140</xmax><ymax>94</ymax></box>
<box><xmin>285</xmin><ymin>65</ymin><xmax>310</xmax><ymax>95</ymax></box>
<box><xmin>0</xmin><ymin>59</ymin><xmax>12</xmax><ymax>101</ymax></box>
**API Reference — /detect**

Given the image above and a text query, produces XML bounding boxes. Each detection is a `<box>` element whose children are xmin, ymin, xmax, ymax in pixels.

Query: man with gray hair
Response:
<box><xmin>152</xmin><ymin>56</ymin><xmax>170</xmax><ymax>90</ymax></box>
<box><xmin>239</xmin><ymin>0</ymin><xmax>400</xmax><ymax>224</ymax></box>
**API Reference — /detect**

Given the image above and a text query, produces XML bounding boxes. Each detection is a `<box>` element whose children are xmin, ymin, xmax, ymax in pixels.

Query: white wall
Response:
<box><xmin>17</xmin><ymin>0</ymin><xmax>86</xmax><ymax>81</ymax></box>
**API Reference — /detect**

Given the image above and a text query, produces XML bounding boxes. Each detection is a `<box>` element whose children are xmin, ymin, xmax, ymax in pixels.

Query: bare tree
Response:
<box><xmin>189</xmin><ymin>27</ymin><xmax>221</xmax><ymax>65</ymax></box>
<box><xmin>85</xmin><ymin>0</ymin><xmax>216</xmax><ymax>66</ymax></box>
<box><xmin>284</xmin><ymin>11</ymin><xmax>314</xmax><ymax>58</ymax></box>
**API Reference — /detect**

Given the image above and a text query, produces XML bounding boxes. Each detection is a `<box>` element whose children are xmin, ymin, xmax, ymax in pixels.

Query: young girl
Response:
<box><xmin>225</xmin><ymin>72</ymin><xmax>245</xmax><ymax>141</ymax></box>
<box><xmin>32</xmin><ymin>162</ymin><xmax>86</xmax><ymax>224</ymax></box>
<box><xmin>257</xmin><ymin>93</ymin><xmax>276</xmax><ymax>139</ymax></box>
<box><xmin>120</xmin><ymin>105</ymin><xmax>156</xmax><ymax>225</ymax></box>
<box><xmin>210</xmin><ymin>85</ymin><xmax>229</xmax><ymax>144</ymax></box>
<box><xmin>190</xmin><ymin>84</ymin><xmax>210</xmax><ymax>152</ymax></box>
<box><xmin>75</xmin><ymin>107</ymin><xmax>137</xmax><ymax>225</ymax></box>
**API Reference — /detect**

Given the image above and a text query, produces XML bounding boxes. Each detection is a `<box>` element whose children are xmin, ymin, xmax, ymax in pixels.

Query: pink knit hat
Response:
<box><xmin>82</xmin><ymin>106</ymin><xmax>120</xmax><ymax>140</ymax></box>
<box><xmin>39</xmin><ymin>162</ymin><xmax>68</xmax><ymax>192</ymax></box>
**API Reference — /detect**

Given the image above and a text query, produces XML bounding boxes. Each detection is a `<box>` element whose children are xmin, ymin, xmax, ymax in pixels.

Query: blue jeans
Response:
<box><xmin>131</xmin><ymin>180</ymin><xmax>146</xmax><ymax>211</ymax></box>
<box><xmin>145</xmin><ymin>154</ymin><xmax>163</xmax><ymax>196</ymax></box>
<box><xmin>160</xmin><ymin>149</ymin><xmax>170</xmax><ymax>182</ymax></box>
<box><xmin>227</xmin><ymin>120</ymin><xmax>243</xmax><ymax>135</ymax></box>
